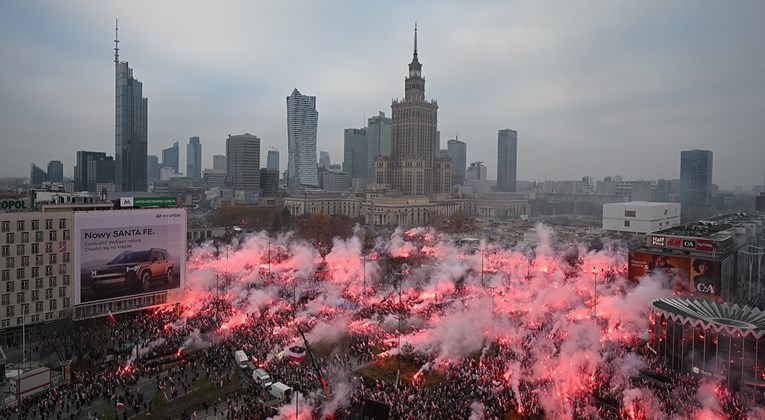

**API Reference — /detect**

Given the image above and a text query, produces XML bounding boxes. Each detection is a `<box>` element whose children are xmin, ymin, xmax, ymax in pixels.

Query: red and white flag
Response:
<box><xmin>116</xmin><ymin>402</ymin><xmax>125</xmax><ymax>409</ymax></box>
<box><xmin>106</xmin><ymin>311</ymin><xmax>117</xmax><ymax>325</ymax></box>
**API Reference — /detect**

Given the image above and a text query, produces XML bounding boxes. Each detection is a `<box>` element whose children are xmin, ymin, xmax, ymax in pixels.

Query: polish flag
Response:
<box><xmin>106</xmin><ymin>311</ymin><xmax>117</xmax><ymax>325</ymax></box>
<box><xmin>116</xmin><ymin>402</ymin><xmax>125</xmax><ymax>409</ymax></box>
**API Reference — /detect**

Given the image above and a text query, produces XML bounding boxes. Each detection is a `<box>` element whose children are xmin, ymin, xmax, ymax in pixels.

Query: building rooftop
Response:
<box><xmin>652</xmin><ymin>212</ymin><xmax>764</xmax><ymax>241</ymax></box>
<box><xmin>651</xmin><ymin>298</ymin><xmax>765</xmax><ymax>335</ymax></box>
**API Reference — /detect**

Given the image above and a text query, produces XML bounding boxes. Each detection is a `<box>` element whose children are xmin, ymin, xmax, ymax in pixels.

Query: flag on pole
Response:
<box><xmin>106</xmin><ymin>311</ymin><xmax>117</xmax><ymax>325</ymax></box>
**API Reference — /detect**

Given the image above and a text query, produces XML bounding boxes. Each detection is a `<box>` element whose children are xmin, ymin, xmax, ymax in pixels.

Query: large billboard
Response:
<box><xmin>629</xmin><ymin>251</ymin><xmax>720</xmax><ymax>296</ymax></box>
<box><xmin>74</xmin><ymin>208</ymin><xmax>187</xmax><ymax>304</ymax></box>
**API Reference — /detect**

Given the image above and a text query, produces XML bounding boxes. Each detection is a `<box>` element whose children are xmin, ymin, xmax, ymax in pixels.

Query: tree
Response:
<box><xmin>40</xmin><ymin>313</ymin><xmax>111</xmax><ymax>367</ymax></box>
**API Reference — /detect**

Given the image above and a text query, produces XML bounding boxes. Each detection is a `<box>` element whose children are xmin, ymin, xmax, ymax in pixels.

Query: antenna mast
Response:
<box><xmin>114</xmin><ymin>19</ymin><xmax>119</xmax><ymax>64</ymax></box>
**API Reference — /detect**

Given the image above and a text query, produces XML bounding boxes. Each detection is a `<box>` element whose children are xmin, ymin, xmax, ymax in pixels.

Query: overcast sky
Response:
<box><xmin>1</xmin><ymin>1</ymin><xmax>764</xmax><ymax>190</ymax></box>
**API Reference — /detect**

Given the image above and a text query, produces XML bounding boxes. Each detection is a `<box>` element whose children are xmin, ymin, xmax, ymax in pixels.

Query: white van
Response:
<box><xmin>268</xmin><ymin>382</ymin><xmax>293</xmax><ymax>401</ymax></box>
<box><xmin>252</xmin><ymin>368</ymin><xmax>272</xmax><ymax>388</ymax></box>
<box><xmin>233</xmin><ymin>350</ymin><xmax>248</xmax><ymax>369</ymax></box>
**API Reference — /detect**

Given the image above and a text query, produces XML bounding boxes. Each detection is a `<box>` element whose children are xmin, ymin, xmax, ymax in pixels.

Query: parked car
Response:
<box><xmin>91</xmin><ymin>248</ymin><xmax>174</xmax><ymax>293</ymax></box>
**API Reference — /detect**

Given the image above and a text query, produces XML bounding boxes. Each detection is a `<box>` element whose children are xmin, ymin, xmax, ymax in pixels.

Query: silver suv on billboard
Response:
<box><xmin>90</xmin><ymin>248</ymin><xmax>174</xmax><ymax>293</ymax></box>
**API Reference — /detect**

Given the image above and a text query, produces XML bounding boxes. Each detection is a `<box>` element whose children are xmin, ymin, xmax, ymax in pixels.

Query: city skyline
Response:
<box><xmin>1</xmin><ymin>1</ymin><xmax>764</xmax><ymax>190</ymax></box>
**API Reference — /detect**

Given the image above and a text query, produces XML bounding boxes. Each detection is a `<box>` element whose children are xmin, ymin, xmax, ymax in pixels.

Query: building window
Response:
<box><xmin>16</xmin><ymin>292</ymin><xmax>24</xmax><ymax>303</ymax></box>
<box><xmin>6</xmin><ymin>281</ymin><xmax>14</xmax><ymax>292</ymax></box>
<box><xmin>31</xmin><ymin>220</ymin><xmax>39</xmax><ymax>230</ymax></box>
<box><xmin>6</xmin><ymin>257</ymin><xmax>14</xmax><ymax>268</ymax></box>
<box><xmin>31</xmin><ymin>290</ymin><xmax>39</xmax><ymax>301</ymax></box>
<box><xmin>0</xmin><ymin>319</ymin><xmax>9</xmax><ymax>327</ymax></box>
<box><xmin>6</xmin><ymin>233</ymin><xmax>14</xmax><ymax>244</ymax></box>
<box><xmin>35</xmin><ymin>301</ymin><xmax>43</xmax><ymax>313</ymax></box>
<box><xmin>45</xmin><ymin>219</ymin><xmax>53</xmax><ymax>229</ymax></box>
<box><xmin>49</xmin><ymin>300</ymin><xmax>57</xmax><ymax>311</ymax></box>
<box><xmin>63</xmin><ymin>230</ymin><xmax>70</xmax><ymax>240</ymax></box>
<box><xmin>1</xmin><ymin>221</ymin><xmax>9</xmax><ymax>232</ymax></box>
<box><xmin>45</xmin><ymin>266</ymin><xmax>52</xmax><ymax>276</ymax></box>
<box><xmin>45</xmin><ymin>312</ymin><xmax>53</xmax><ymax>321</ymax></box>
<box><xmin>30</xmin><ymin>314</ymin><xmax>39</xmax><ymax>322</ymax></box>
<box><xmin>21</xmin><ymin>303</ymin><xmax>28</xmax><ymax>315</ymax></box>
<box><xmin>624</xmin><ymin>220</ymin><xmax>631</xmax><ymax>227</ymax></box>
<box><xmin>20</xmin><ymin>232</ymin><xmax>29</xmax><ymax>243</ymax></box>
<box><xmin>16</xmin><ymin>244</ymin><xmax>24</xmax><ymax>255</ymax></box>
<box><xmin>31</xmin><ymin>243</ymin><xmax>39</xmax><ymax>254</ymax></box>
<box><xmin>21</xmin><ymin>279</ymin><xmax>28</xmax><ymax>290</ymax></box>
<box><xmin>21</xmin><ymin>256</ymin><xmax>29</xmax><ymax>267</ymax></box>
<box><xmin>34</xmin><ymin>278</ymin><xmax>42</xmax><ymax>288</ymax></box>
<box><xmin>59</xmin><ymin>219</ymin><xmax>66</xmax><ymax>229</ymax></box>
<box><xmin>62</xmin><ymin>275</ymin><xmax>70</xmax><ymax>286</ymax></box>
<box><xmin>63</xmin><ymin>297</ymin><xmax>70</xmax><ymax>308</ymax></box>
<box><xmin>1</xmin><ymin>246</ymin><xmax>8</xmax><ymax>257</ymax></box>
<box><xmin>35</xmin><ymin>231</ymin><xmax>43</xmax><ymax>242</ymax></box>
<box><xmin>62</xmin><ymin>253</ymin><xmax>70</xmax><ymax>263</ymax></box>
<box><xmin>58</xmin><ymin>264</ymin><xmax>66</xmax><ymax>275</ymax></box>
<box><xmin>48</xmin><ymin>277</ymin><xmax>56</xmax><ymax>288</ymax></box>
<box><xmin>6</xmin><ymin>306</ymin><xmax>14</xmax><ymax>317</ymax></box>
<box><xmin>45</xmin><ymin>242</ymin><xmax>53</xmax><ymax>253</ymax></box>
<box><xmin>16</xmin><ymin>268</ymin><xmax>24</xmax><ymax>279</ymax></box>
<box><xmin>49</xmin><ymin>254</ymin><xmax>57</xmax><ymax>264</ymax></box>
<box><xmin>17</xmin><ymin>220</ymin><xmax>25</xmax><ymax>231</ymax></box>
<box><xmin>31</xmin><ymin>267</ymin><xmax>39</xmax><ymax>277</ymax></box>
<box><xmin>59</xmin><ymin>287</ymin><xmax>66</xmax><ymax>297</ymax></box>
<box><xmin>49</xmin><ymin>231</ymin><xmax>57</xmax><ymax>241</ymax></box>
<box><xmin>35</xmin><ymin>255</ymin><xmax>43</xmax><ymax>265</ymax></box>
<box><xmin>45</xmin><ymin>288</ymin><xmax>53</xmax><ymax>299</ymax></box>
<box><xmin>624</xmin><ymin>210</ymin><xmax>636</xmax><ymax>217</ymax></box>
<box><xmin>1</xmin><ymin>294</ymin><xmax>8</xmax><ymax>305</ymax></box>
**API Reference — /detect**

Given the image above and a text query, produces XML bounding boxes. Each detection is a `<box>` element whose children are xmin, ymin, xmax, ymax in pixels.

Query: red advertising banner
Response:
<box><xmin>647</xmin><ymin>236</ymin><xmax>715</xmax><ymax>253</ymax></box>
<box><xmin>629</xmin><ymin>251</ymin><xmax>721</xmax><ymax>296</ymax></box>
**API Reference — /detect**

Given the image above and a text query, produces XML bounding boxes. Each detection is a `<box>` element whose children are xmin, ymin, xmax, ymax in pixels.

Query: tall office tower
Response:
<box><xmin>266</xmin><ymin>149</ymin><xmax>280</xmax><ymax>173</ymax></box>
<box><xmin>162</xmin><ymin>141</ymin><xmax>180</xmax><ymax>174</ymax></box>
<box><xmin>260</xmin><ymin>168</ymin><xmax>279</xmax><ymax>197</ymax></box>
<box><xmin>146</xmin><ymin>155</ymin><xmax>160</xmax><ymax>182</ymax></box>
<box><xmin>497</xmin><ymin>129</ymin><xmax>518</xmax><ymax>192</ymax></box>
<box><xmin>225</xmin><ymin>134</ymin><xmax>261</xmax><ymax>190</ymax></box>
<box><xmin>379</xmin><ymin>25</ymin><xmax>450</xmax><ymax>195</ymax></box>
<box><xmin>87</xmin><ymin>156</ymin><xmax>115</xmax><ymax>193</ymax></box>
<box><xmin>366</xmin><ymin>111</ymin><xmax>392</xmax><ymax>184</ymax></box>
<box><xmin>47</xmin><ymin>160</ymin><xmax>64</xmax><ymax>183</ymax></box>
<box><xmin>286</xmin><ymin>88</ymin><xmax>319</xmax><ymax>190</ymax></box>
<box><xmin>75</xmin><ymin>151</ymin><xmax>107</xmax><ymax>191</ymax></box>
<box><xmin>319</xmin><ymin>151</ymin><xmax>331</xmax><ymax>169</ymax></box>
<box><xmin>680</xmin><ymin>150</ymin><xmax>713</xmax><ymax>207</ymax></box>
<box><xmin>343</xmin><ymin>128</ymin><xmax>367</xmax><ymax>179</ymax></box>
<box><xmin>213</xmin><ymin>155</ymin><xmax>226</xmax><ymax>171</ymax></box>
<box><xmin>187</xmin><ymin>137</ymin><xmax>202</xmax><ymax>179</ymax></box>
<box><xmin>447</xmin><ymin>138</ymin><xmax>467</xmax><ymax>186</ymax></box>
<box><xmin>114</xmin><ymin>22</ymin><xmax>148</xmax><ymax>192</ymax></box>
<box><xmin>31</xmin><ymin>164</ymin><xmax>48</xmax><ymax>187</ymax></box>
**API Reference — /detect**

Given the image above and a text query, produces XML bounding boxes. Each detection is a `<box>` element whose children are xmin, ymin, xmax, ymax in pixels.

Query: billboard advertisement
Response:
<box><xmin>74</xmin><ymin>208</ymin><xmax>186</xmax><ymax>304</ymax></box>
<box><xmin>628</xmin><ymin>251</ymin><xmax>720</xmax><ymax>296</ymax></box>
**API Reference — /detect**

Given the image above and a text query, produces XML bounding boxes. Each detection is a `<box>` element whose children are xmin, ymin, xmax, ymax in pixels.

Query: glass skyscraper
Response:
<box><xmin>187</xmin><ymin>137</ymin><xmax>202</xmax><ymax>179</ymax></box>
<box><xmin>447</xmin><ymin>138</ymin><xmax>467</xmax><ymax>186</ymax></box>
<box><xmin>497</xmin><ymin>129</ymin><xmax>518</xmax><ymax>192</ymax></box>
<box><xmin>681</xmin><ymin>149</ymin><xmax>713</xmax><ymax>208</ymax></box>
<box><xmin>267</xmin><ymin>149</ymin><xmax>280</xmax><ymax>173</ymax></box>
<box><xmin>162</xmin><ymin>141</ymin><xmax>180</xmax><ymax>174</ymax></box>
<box><xmin>343</xmin><ymin>128</ymin><xmax>367</xmax><ymax>179</ymax></box>
<box><xmin>287</xmin><ymin>88</ymin><xmax>319</xmax><ymax>190</ymax></box>
<box><xmin>114</xmin><ymin>26</ymin><xmax>148</xmax><ymax>192</ymax></box>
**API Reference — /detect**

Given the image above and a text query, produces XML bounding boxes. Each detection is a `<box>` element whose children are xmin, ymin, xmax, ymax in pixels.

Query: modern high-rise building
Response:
<box><xmin>286</xmin><ymin>88</ymin><xmax>319</xmax><ymax>190</ymax></box>
<box><xmin>376</xmin><ymin>26</ymin><xmax>451</xmax><ymax>195</ymax></box>
<box><xmin>366</xmin><ymin>111</ymin><xmax>392</xmax><ymax>184</ymax></box>
<box><xmin>466</xmin><ymin>161</ymin><xmax>487</xmax><ymax>181</ymax></box>
<box><xmin>213</xmin><ymin>155</ymin><xmax>226</xmax><ymax>171</ymax></box>
<box><xmin>31</xmin><ymin>164</ymin><xmax>48</xmax><ymax>187</ymax></box>
<box><xmin>260</xmin><ymin>168</ymin><xmax>279</xmax><ymax>197</ymax></box>
<box><xmin>162</xmin><ymin>141</ymin><xmax>180</xmax><ymax>174</ymax></box>
<box><xmin>114</xmin><ymin>22</ymin><xmax>148</xmax><ymax>192</ymax></box>
<box><xmin>447</xmin><ymin>138</ymin><xmax>467</xmax><ymax>186</ymax></box>
<box><xmin>47</xmin><ymin>160</ymin><xmax>64</xmax><ymax>183</ymax></box>
<box><xmin>225</xmin><ymin>134</ymin><xmax>261</xmax><ymax>190</ymax></box>
<box><xmin>146</xmin><ymin>155</ymin><xmax>160</xmax><ymax>182</ymax></box>
<box><xmin>343</xmin><ymin>128</ymin><xmax>367</xmax><ymax>180</ymax></box>
<box><xmin>266</xmin><ymin>149</ymin><xmax>280</xmax><ymax>173</ymax></box>
<box><xmin>656</xmin><ymin>179</ymin><xmax>672</xmax><ymax>203</ymax></box>
<box><xmin>319</xmin><ymin>151</ymin><xmax>331</xmax><ymax>169</ymax></box>
<box><xmin>75</xmin><ymin>151</ymin><xmax>114</xmax><ymax>193</ymax></box>
<box><xmin>186</xmin><ymin>137</ymin><xmax>202</xmax><ymax>180</ymax></box>
<box><xmin>497</xmin><ymin>129</ymin><xmax>518</xmax><ymax>192</ymax></box>
<box><xmin>681</xmin><ymin>149</ymin><xmax>713</xmax><ymax>208</ymax></box>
